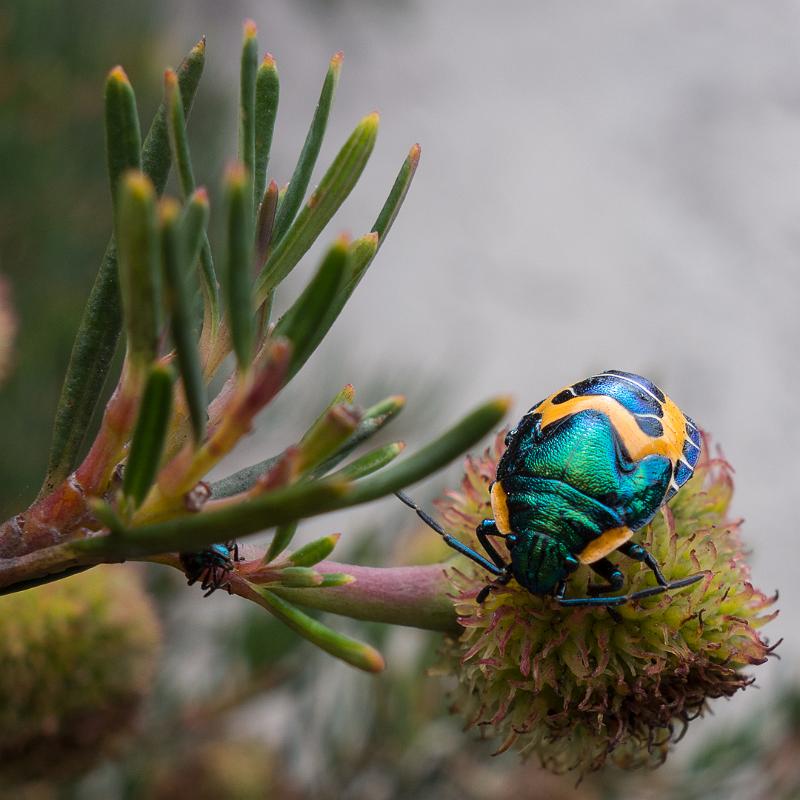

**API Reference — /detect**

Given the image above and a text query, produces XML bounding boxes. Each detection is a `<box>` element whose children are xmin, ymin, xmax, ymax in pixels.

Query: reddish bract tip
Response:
<box><xmin>341</xmin><ymin>384</ymin><xmax>356</xmax><ymax>402</ymax></box>
<box><xmin>409</xmin><ymin>143</ymin><xmax>421</xmax><ymax>165</ymax></box>
<box><xmin>192</xmin><ymin>186</ymin><xmax>210</xmax><ymax>205</ymax></box>
<box><xmin>362</xmin><ymin>646</ymin><xmax>386</xmax><ymax>673</ymax></box>
<box><xmin>330</xmin><ymin>51</ymin><xmax>344</xmax><ymax>69</ymax></box>
<box><xmin>163</xmin><ymin>68</ymin><xmax>178</xmax><ymax>88</ymax></box>
<box><xmin>334</xmin><ymin>232</ymin><xmax>352</xmax><ymax>248</ymax></box>
<box><xmin>261</xmin><ymin>52</ymin><xmax>277</xmax><ymax>69</ymax></box>
<box><xmin>243</xmin><ymin>19</ymin><xmax>257</xmax><ymax>38</ymax></box>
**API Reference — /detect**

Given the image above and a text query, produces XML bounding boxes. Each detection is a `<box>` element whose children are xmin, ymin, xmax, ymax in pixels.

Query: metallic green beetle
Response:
<box><xmin>398</xmin><ymin>370</ymin><xmax>704</xmax><ymax>609</ymax></box>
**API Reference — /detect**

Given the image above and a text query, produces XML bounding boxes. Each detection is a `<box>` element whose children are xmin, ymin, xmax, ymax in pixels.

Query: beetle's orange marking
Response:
<box><xmin>578</xmin><ymin>526</ymin><xmax>633</xmax><ymax>564</ymax></box>
<box><xmin>534</xmin><ymin>393</ymin><xmax>686</xmax><ymax>466</ymax></box>
<box><xmin>491</xmin><ymin>481</ymin><xmax>512</xmax><ymax>534</ymax></box>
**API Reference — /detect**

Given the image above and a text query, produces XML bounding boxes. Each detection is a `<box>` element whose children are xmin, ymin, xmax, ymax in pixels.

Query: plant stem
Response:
<box><xmin>240</xmin><ymin>558</ymin><xmax>459</xmax><ymax>633</ymax></box>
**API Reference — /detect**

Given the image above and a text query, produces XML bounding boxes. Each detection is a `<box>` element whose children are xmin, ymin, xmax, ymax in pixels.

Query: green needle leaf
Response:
<box><xmin>141</xmin><ymin>37</ymin><xmax>206</xmax><ymax>195</ymax></box>
<box><xmin>328</xmin><ymin>441</ymin><xmax>405</xmax><ymax>481</ymax></box>
<box><xmin>254</xmin><ymin>54</ymin><xmax>279</xmax><ymax>208</ymax></box>
<box><xmin>250</xmin><ymin>587</ymin><xmax>385</xmax><ymax>672</ymax></box>
<box><xmin>270</xmin><ymin>52</ymin><xmax>341</xmax><ymax>245</ymax></box>
<box><xmin>164</xmin><ymin>68</ymin><xmax>195</xmax><ymax>198</ymax></box>
<box><xmin>42</xmin><ymin>37</ymin><xmax>205</xmax><ymax>495</ymax></box>
<box><xmin>372</xmin><ymin>143</ymin><xmax>421</xmax><ymax>242</ymax></box>
<box><xmin>166</xmin><ymin>70</ymin><xmax>218</xmax><ymax>318</ymax></box>
<box><xmin>274</xmin><ymin>566</ymin><xmax>323</xmax><ymax>588</ymax></box>
<box><xmin>306</xmin><ymin>231</ymin><xmax>377</xmax><ymax>347</ymax></box>
<box><xmin>105</xmin><ymin>66</ymin><xmax>142</xmax><ymax>210</ymax></box>
<box><xmin>122</xmin><ymin>364</ymin><xmax>174</xmax><ymax>509</ymax></box>
<box><xmin>271</xmin><ymin>235</ymin><xmax>350</xmax><ymax>380</ymax></box>
<box><xmin>288</xmin><ymin>532</ymin><xmax>341</xmax><ymax>567</ymax></box>
<box><xmin>210</xmin><ymin>453</ymin><xmax>281</xmax><ymax>499</ymax></box>
<box><xmin>117</xmin><ymin>172</ymin><xmax>160</xmax><ymax>368</ymax></box>
<box><xmin>239</xmin><ymin>20</ymin><xmax>259</xmax><ymax>197</ymax></box>
<box><xmin>264</xmin><ymin>521</ymin><xmax>298</xmax><ymax>564</ymax></box>
<box><xmin>160</xmin><ymin>197</ymin><xmax>206</xmax><ymax>443</ymax></box>
<box><xmin>180</xmin><ymin>188</ymin><xmax>216</xmax><ymax>313</ymax></box>
<box><xmin>224</xmin><ymin>163</ymin><xmax>255</xmax><ymax>370</ymax></box>
<box><xmin>255</xmin><ymin>179</ymin><xmax>279</xmax><ymax>270</ymax></box>
<box><xmin>255</xmin><ymin>110</ymin><xmax>378</xmax><ymax>303</ymax></box>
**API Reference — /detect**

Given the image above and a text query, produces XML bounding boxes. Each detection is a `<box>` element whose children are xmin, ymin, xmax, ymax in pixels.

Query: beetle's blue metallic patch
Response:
<box><xmin>682</xmin><ymin>438</ymin><xmax>700</xmax><ymax>467</ymax></box>
<box><xmin>636</xmin><ymin>416</ymin><xmax>664</xmax><ymax>438</ymax></box>
<box><xmin>571</xmin><ymin>374</ymin><xmax>664</xmax><ymax>420</ymax></box>
<box><xmin>603</xmin><ymin>369</ymin><xmax>666</xmax><ymax>403</ymax></box>
<box><xmin>673</xmin><ymin>460</ymin><xmax>694</xmax><ymax>487</ymax></box>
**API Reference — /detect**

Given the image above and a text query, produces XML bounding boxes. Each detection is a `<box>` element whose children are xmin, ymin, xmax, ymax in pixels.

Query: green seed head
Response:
<box><xmin>435</xmin><ymin>431</ymin><xmax>777</xmax><ymax>774</ymax></box>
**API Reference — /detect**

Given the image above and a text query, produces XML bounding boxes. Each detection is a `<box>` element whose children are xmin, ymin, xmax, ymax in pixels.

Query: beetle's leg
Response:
<box><xmin>616</xmin><ymin>540</ymin><xmax>669</xmax><ymax>586</ymax></box>
<box><xmin>395</xmin><ymin>491</ymin><xmax>505</xmax><ymax>576</ymax></box>
<box><xmin>228</xmin><ymin>540</ymin><xmax>241</xmax><ymax>563</ymax></box>
<box><xmin>476</xmin><ymin>569</ymin><xmax>514</xmax><ymax>604</ymax></box>
<box><xmin>556</xmin><ymin>572</ymin><xmax>704</xmax><ymax>608</ymax></box>
<box><xmin>475</xmin><ymin>519</ymin><xmax>510</xmax><ymax>570</ymax></box>
<box><xmin>586</xmin><ymin>558</ymin><xmax>625</xmax><ymax>596</ymax></box>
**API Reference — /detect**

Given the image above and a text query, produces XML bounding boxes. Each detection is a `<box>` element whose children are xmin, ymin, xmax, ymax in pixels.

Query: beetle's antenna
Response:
<box><xmin>394</xmin><ymin>491</ymin><xmax>505</xmax><ymax>577</ymax></box>
<box><xmin>395</xmin><ymin>490</ymin><xmax>449</xmax><ymax>537</ymax></box>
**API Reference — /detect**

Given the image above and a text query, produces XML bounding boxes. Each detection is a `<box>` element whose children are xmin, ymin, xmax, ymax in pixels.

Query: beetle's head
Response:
<box><xmin>508</xmin><ymin>532</ymin><xmax>580</xmax><ymax>596</ymax></box>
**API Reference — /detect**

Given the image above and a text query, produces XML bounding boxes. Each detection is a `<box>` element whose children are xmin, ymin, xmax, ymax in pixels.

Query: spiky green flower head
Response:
<box><xmin>436</xmin><ymin>431</ymin><xmax>778</xmax><ymax>774</ymax></box>
<box><xmin>0</xmin><ymin>567</ymin><xmax>161</xmax><ymax>782</ymax></box>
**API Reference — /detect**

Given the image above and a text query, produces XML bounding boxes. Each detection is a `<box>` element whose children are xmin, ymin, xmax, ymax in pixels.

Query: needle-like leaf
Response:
<box><xmin>160</xmin><ymin>197</ymin><xmax>206</xmax><ymax>443</ymax></box>
<box><xmin>117</xmin><ymin>172</ymin><xmax>160</xmax><ymax>369</ymax></box>
<box><xmin>224</xmin><ymin>164</ymin><xmax>255</xmax><ymax>370</ymax></box>
<box><xmin>104</xmin><ymin>66</ymin><xmax>142</xmax><ymax>210</ymax></box>
<box><xmin>271</xmin><ymin>235</ymin><xmax>350</xmax><ymax>380</ymax></box>
<box><xmin>122</xmin><ymin>364</ymin><xmax>174</xmax><ymax>509</ymax></box>
<box><xmin>239</xmin><ymin>20</ymin><xmax>258</xmax><ymax>198</ymax></box>
<box><xmin>288</xmin><ymin>533</ymin><xmax>341</xmax><ymax>567</ymax></box>
<box><xmin>249</xmin><ymin>586</ymin><xmax>385</xmax><ymax>672</ymax></box>
<box><xmin>254</xmin><ymin>54</ymin><xmax>279</xmax><ymax>208</ymax></box>
<box><xmin>270</xmin><ymin>52</ymin><xmax>341</xmax><ymax>246</ymax></box>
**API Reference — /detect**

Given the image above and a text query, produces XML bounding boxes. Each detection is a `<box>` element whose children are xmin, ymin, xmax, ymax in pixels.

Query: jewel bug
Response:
<box><xmin>398</xmin><ymin>370</ymin><xmax>704</xmax><ymax>609</ymax></box>
<box><xmin>179</xmin><ymin>540</ymin><xmax>240</xmax><ymax>597</ymax></box>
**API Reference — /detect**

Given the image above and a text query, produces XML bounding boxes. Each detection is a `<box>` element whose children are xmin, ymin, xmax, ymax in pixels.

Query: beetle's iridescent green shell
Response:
<box><xmin>492</xmin><ymin>370</ymin><xmax>701</xmax><ymax>567</ymax></box>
